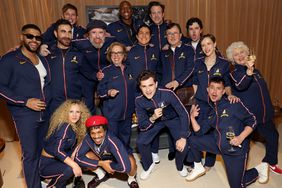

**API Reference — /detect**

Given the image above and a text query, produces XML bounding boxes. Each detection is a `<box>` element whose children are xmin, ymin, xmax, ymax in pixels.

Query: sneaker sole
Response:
<box><xmin>269</xmin><ymin>167</ymin><xmax>282</xmax><ymax>175</ymax></box>
<box><xmin>185</xmin><ymin>171</ymin><xmax>206</xmax><ymax>182</ymax></box>
<box><xmin>154</xmin><ymin>161</ymin><xmax>160</xmax><ymax>164</ymax></box>
<box><xmin>258</xmin><ymin>169</ymin><xmax>269</xmax><ymax>184</ymax></box>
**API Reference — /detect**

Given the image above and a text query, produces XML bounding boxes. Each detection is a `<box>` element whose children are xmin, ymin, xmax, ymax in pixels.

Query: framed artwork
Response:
<box><xmin>86</xmin><ymin>5</ymin><xmax>151</xmax><ymax>25</ymax></box>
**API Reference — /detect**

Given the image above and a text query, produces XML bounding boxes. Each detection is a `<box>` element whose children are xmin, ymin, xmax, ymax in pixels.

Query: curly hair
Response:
<box><xmin>226</xmin><ymin>41</ymin><xmax>249</xmax><ymax>62</ymax></box>
<box><xmin>46</xmin><ymin>100</ymin><xmax>91</xmax><ymax>144</ymax></box>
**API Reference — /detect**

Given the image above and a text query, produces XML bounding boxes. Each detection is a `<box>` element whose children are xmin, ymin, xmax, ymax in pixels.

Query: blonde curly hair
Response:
<box><xmin>46</xmin><ymin>100</ymin><xmax>91</xmax><ymax>144</ymax></box>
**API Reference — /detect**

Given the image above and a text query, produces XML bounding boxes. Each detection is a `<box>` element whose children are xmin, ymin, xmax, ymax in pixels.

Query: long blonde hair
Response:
<box><xmin>46</xmin><ymin>100</ymin><xmax>91</xmax><ymax>144</ymax></box>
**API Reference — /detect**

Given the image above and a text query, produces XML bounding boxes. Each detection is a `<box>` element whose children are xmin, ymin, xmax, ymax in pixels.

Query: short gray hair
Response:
<box><xmin>226</xmin><ymin>41</ymin><xmax>249</xmax><ymax>62</ymax></box>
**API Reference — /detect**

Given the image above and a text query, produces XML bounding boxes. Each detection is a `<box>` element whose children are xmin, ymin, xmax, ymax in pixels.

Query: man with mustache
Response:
<box><xmin>47</xmin><ymin>19</ymin><xmax>86</xmax><ymax>114</ymax></box>
<box><xmin>72</xmin><ymin>20</ymin><xmax>116</xmax><ymax>114</ymax></box>
<box><xmin>0</xmin><ymin>24</ymin><xmax>51</xmax><ymax>188</ymax></box>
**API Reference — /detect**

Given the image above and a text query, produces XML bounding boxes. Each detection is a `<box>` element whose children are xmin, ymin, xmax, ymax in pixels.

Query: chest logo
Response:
<box><xmin>19</xmin><ymin>61</ymin><xmax>26</xmax><ymax>65</ymax></box>
<box><xmin>221</xmin><ymin>109</ymin><xmax>229</xmax><ymax>117</ymax></box>
<box><xmin>50</xmin><ymin>56</ymin><xmax>56</xmax><ymax>59</ymax></box>
<box><xmin>134</xmin><ymin>56</ymin><xmax>140</xmax><ymax>60</ymax></box>
<box><xmin>213</xmin><ymin>69</ymin><xmax>222</xmax><ymax>76</ymax></box>
<box><xmin>198</xmin><ymin>70</ymin><xmax>204</xmax><ymax>74</ymax></box>
<box><xmin>71</xmin><ymin>56</ymin><xmax>78</xmax><ymax>63</ymax></box>
<box><xmin>151</xmin><ymin>54</ymin><xmax>157</xmax><ymax>61</ymax></box>
<box><xmin>85</xmin><ymin>50</ymin><xmax>92</xmax><ymax>53</ymax></box>
<box><xmin>128</xmin><ymin>74</ymin><xmax>133</xmax><ymax>80</ymax></box>
<box><xmin>179</xmin><ymin>52</ymin><xmax>186</xmax><ymax>59</ymax></box>
<box><xmin>165</xmin><ymin>54</ymin><xmax>170</xmax><ymax>58</ymax></box>
<box><xmin>117</xmin><ymin>29</ymin><xmax>123</xmax><ymax>32</ymax></box>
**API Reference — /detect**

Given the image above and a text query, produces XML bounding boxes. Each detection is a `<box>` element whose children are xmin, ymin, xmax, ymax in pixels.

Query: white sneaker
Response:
<box><xmin>140</xmin><ymin>163</ymin><xmax>155</xmax><ymax>180</ymax></box>
<box><xmin>256</xmin><ymin>162</ymin><xmax>269</xmax><ymax>184</ymax></box>
<box><xmin>185</xmin><ymin>163</ymin><xmax>206</xmax><ymax>181</ymax></box>
<box><xmin>178</xmin><ymin>167</ymin><xmax>188</xmax><ymax>177</ymax></box>
<box><xmin>152</xmin><ymin>152</ymin><xmax>160</xmax><ymax>164</ymax></box>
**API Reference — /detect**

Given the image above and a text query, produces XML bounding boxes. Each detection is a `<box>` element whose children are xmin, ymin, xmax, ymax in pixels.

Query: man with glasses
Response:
<box><xmin>158</xmin><ymin>22</ymin><xmax>194</xmax><ymax>160</ymax></box>
<box><xmin>0</xmin><ymin>24</ymin><xmax>51</xmax><ymax>188</ymax></box>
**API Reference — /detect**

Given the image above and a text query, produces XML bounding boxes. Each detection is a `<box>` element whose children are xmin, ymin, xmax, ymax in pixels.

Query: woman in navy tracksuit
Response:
<box><xmin>227</xmin><ymin>41</ymin><xmax>281</xmax><ymax>182</ymax></box>
<box><xmin>39</xmin><ymin>100</ymin><xmax>90</xmax><ymax>188</ymax></box>
<box><xmin>97</xmin><ymin>42</ymin><xmax>136</xmax><ymax>153</ymax></box>
<box><xmin>192</xmin><ymin>34</ymin><xmax>237</xmax><ymax>168</ymax></box>
<box><xmin>187</xmin><ymin>77</ymin><xmax>258</xmax><ymax>188</ymax></box>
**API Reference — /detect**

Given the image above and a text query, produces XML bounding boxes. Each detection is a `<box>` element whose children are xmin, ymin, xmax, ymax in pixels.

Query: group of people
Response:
<box><xmin>0</xmin><ymin>1</ymin><xmax>281</xmax><ymax>188</ymax></box>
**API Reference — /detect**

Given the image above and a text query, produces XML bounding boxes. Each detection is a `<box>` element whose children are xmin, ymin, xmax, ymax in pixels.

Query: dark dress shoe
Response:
<box><xmin>73</xmin><ymin>176</ymin><xmax>85</xmax><ymax>188</ymax></box>
<box><xmin>128</xmin><ymin>180</ymin><xmax>139</xmax><ymax>188</ymax></box>
<box><xmin>87</xmin><ymin>173</ymin><xmax>109</xmax><ymax>188</ymax></box>
<box><xmin>168</xmin><ymin>151</ymin><xmax>176</xmax><ymax>161</ymax></box>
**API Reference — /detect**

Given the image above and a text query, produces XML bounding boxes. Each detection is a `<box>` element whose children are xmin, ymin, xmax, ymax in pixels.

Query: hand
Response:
<box><xmin>190</xmin><ymin>104</ymin><xmax>200</xmax><ymax>119</ymax></box>
<box><xmin>153</xmin><ymin>108</ymin><xmax>163</xmax><ymax>120</ymax></box>
<box><xmin>72</xmin><ymin>163</ymin><xmax>82</xmax><ymax>177</ymax></box>
<box><xmin>96</xmin><ymin>70</ymin><xmax>104</xmax><ymax>81</ymax></box>
<box><xmin>99</xmin><ymin>160</ymin><xmax>115</xmax><ymax>174</ymax></box>
<box><xmin>161</xmin><ymin>44</ymin><xmax>170</xmax><ymax>50</ymax></box>
<box><xmin>230</xmin><ymin>136</ymin><xmax>243</xmax><ymax>147</ymax></box>
<box><xmin>126</xmin><ymin>46</ymin><xmax>132</xmax><ymax>51</ymax></box>
<box><xmin>108</xmin><ymin>89</ymin><xmax>119</xmax><ymax>97</ymax></box>
<box><xmin>39</xmin><ymin>44</ymin><xmax>50</xmax><ymax>57</ymax></box>
<box><xmin>176</xmin><ymin>138</ymin><xmax>186</xmax><ymax>152</ymax></box>
<box><xmin>26</xmin><ymin>98</ymin><xmax>46</xmax><ymax>111</ymax></box>
<box><xmin>165</xmin><ymin>80</ymin><xmax>179</xmax><ymax>91</ymax></box>
<box><xmin>227</xmin><ymin>95</ymin><xmax>240</xmax><ymax>104</ymax></box>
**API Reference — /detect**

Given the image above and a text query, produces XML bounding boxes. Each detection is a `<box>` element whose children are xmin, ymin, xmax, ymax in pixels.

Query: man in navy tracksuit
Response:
<box><xmin>46</xmin><ymin>19</ymin><xmax>85</xmax><ymax>114</ymax></box>
<box><xmin>147</xmin><ymin>1</ymin><xmax>168</xmax><ymax>50</ymax></box>
<box><xmin>158</xmin><ymin>23</ymin><xmax>194</xmax><ymax>160</ymax></box>
<box><xmin>42</xmin><ymin>3</ymin><xmax>85</xmax><ymax>44</ymax></box>
<box><xmin>72</xmin><ymin>20</ymin><xmax>115</xmax><ymax>114</ymax></box>
<box><xmin>0</xmin><ymin>24</ymin><xmax>51</xmax><ymax>188</ymax></box>
<box><xmin>228</xmin><ymin>41</ymin><xmax>282</xmax><ymax>182</ymax></box>
<box><xmin>107</xmin><ymin>1</ymin><xmax>143</xmax><ymax>48</ymax></box>
<box><xmin>135</xmin><ymin>70</ymin><xmax>190</xmax><ymax>180</ymax></box>
<box><xmin>186</xmin><ymin>76</ymin><xmax>259</xmax><ymax>188</ymax></box>
<box><xmin>182</xmin><ymin>17</ymin><xmax>204</xmax><ymax>59</ymax></box>
<box><xmin>76</xmin><ymin>115</ymin><xmax>139</xmax><ymax>188</ymax></box>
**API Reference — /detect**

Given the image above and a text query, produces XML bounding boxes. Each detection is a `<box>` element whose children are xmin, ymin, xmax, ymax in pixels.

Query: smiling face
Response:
<box><xmin>88</xmin><ymin>28</ymin><xmax>106</xmax><ymax>48</ymax></box>
<box><xmin>136</xmin><ymin>26</ymin><xmax>151</xmax><ymax>45</ymax></box>
<box><xmin>150</xmin><ymin>5</ymin><xmax>164</xmax><ymax>25</ymax></box>
<box><xmin>207</xmin><ymin>81</ymin><xmax>225</xmax><ymax>102</ymax></box>
<box><xmin>21</xmin><ymin>28</ymin><xmax>42</xmax><ymax>52</ymax></box>
<box><xmin>110</xmin><ymin>45</ymin><xmax>125</xmax><ymax>66</ymax></box>
<box><xmin>201</xmin><ymin>37</ymin><xmax>216</xmax><ymax>57</ymax></box>
<box><xmin>90</xmin><ymin>126</ymin><xmax>106</xmax><ymax>145</ymax></box>
<box><xmin>232</xmin><ymin>48</ymin><xmax>248</xmax><ymax>66</ymax></box>
<box><xmin>68</xmin><ymin>104</ymin><xmax>81</xmax><ymax>124</ymax></box>
<box><xmin>139</xmin><ymin>77</ymin><xmax>158</xmax><ymax>99</ymax></box>
<box><xmin>166</xmin><ymin>26</ymin><xmax>182</xmax><ymax>48</ymax></box>
<box><xmin>63</xmin><ymin>8</ymin><xmax>77</xmax><ymax>25</ymax></box>
<box><xmin>119</xmin><ymin>1</ymin><xmax>133</xmax><ymax>21</ymax></box>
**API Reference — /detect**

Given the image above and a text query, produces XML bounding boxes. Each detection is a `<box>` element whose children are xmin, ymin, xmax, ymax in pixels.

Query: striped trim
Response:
<box><xmin>239</xmin><ymin>101</ymin><xmax>257</xmax><ymax>129</ymax></box>
<box><xmin>57</xmin><ymin>124</ymin><xmax>71</xmax><ymax>158</ymax></box>
<box><xmin>108</xmin><ymin>137</ymin><xmax>126</xmax><ymax>173</ymax></box>
<box><xmin>0</xmin><ymin>93</ymin><xmax>25</xmax><ymax>104</ymax></box>
<box><xmin>230</xmin><ymin>72</ymin><xmax>247</xmax><ymax>87</ymax></box>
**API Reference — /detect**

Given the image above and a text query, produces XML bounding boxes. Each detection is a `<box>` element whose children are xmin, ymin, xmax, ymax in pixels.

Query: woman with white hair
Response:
<box><xmin>227</xmin><ymin>41</ymin><xmax>282</xmax><ymax>184</ymax></box>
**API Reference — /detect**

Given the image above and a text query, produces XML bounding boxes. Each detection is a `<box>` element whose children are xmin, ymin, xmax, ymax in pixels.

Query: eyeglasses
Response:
<box><xmin>166</xmin><ymin>32</ymin><xmax>180</xmax><ymax>37</ymax></box>
<box><xmin>111</xmin><ymin>51</ymin><xmax>124</xmax><ymax>56</ymax></box>
<box><xmin>23</xmin><ymin>34</ymin><xmax>42</xmax><ymax>42</ymax></box>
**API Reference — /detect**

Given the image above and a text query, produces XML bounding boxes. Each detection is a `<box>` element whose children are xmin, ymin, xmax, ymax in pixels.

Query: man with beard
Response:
<box><xmin>42</xmin><ymin>3</ymin><xmax>86</xmax><ymax>44</ymax></box>
<box><xmin>0</xmin><ymin>24</ymin><xmax>51</xmax><ymax>188</ymax></box>
<box><xmin>72</xmin><ymin>20</ymin><xmax>116</xmax><ymax>114</ymax></box>
<box><xmin>47</xmin><ymin>19</ymin><xmax>86</xmax><ymax>114</ymax></box>
<box><xmin>107</xmin><ymin>1</ymin><xmax>143</xmax><ymax>49</ymax></box>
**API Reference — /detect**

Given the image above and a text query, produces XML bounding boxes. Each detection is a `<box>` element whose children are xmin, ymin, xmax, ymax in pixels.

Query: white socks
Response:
<box><xmin>94</xmin><ymin>167</ymin><xmax>106</xmax><ymax>180</ymax></box>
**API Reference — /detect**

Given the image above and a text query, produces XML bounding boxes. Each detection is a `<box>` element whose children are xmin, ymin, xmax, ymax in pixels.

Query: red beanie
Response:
<box><xmin>85</xmin><ymin>115</ymin><xmax>108</xmax><ymax>128</ymax></box>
